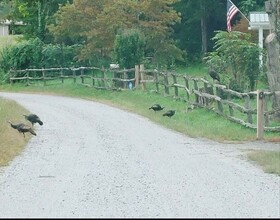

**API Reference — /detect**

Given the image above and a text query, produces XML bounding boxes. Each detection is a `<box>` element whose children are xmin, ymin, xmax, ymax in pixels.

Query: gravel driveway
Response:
<box><xmin>0</xmin><ymin>92</ymin><xmax>279</xmax><ymax>218</ymax></box>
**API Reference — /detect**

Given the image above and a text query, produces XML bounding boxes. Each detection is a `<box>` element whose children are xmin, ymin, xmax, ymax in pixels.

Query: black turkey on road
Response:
<box><xmin>24</xmin><ymin>114</ymin><xmax>43</xmax><ymax>126</ymax></box>
<box><xmin>149</xmin><ymin>104</ymin><xmax>164</xmax><ymax>112</ymax></box>
<box><xmin>163</xmin><ymin>110</ymin><xmax>176</xmax><ymax>117</ymax></box>
<box><xmin>8</xmin><ymin>121</ymin><xmax>37</xmax><ymax>137</ymax></box>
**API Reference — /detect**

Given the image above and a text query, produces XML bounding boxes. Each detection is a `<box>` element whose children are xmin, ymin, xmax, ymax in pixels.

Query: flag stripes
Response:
<box><xmin>227</xmin><ymin>0</ymin><xmax>239</xmax><ymax>31</ymax></box>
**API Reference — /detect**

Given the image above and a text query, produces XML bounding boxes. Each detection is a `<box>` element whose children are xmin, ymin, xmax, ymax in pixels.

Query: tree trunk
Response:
<box><xmin>265</xmin><ymin>0</ymin><xmax>280</xmax><ymax>121</ymax></box>
<box><xmin>201</xmin><ymin>16</ymin><xmax>207</xmax><ymax>56</ymax></box>
<box><xmin>200</xmin><ymin>1</ymin><xmax>207</xmax><ymax>57</ymax></box>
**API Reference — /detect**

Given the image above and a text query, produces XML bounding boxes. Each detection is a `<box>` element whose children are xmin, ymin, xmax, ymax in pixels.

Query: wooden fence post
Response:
<box><xmin>42</xmin><ymin>70</ymin><xmax>46</xmax><ymax>86</ymax></box>
<box><xmin>81</xmin><ymin>68</ymin><xmax>84</xmax><ymax>84</ymax></box>
<box><xmin>101</xmin><ymin>68</ymin><xmax>105</xmax><ymax>88</ymax></box>
<box><xmin>26</xmin><ymin>71</ymin><xmax>30</xmax><ymax>85</ymax></box>
<box><xmin>172</xmin><ymin>73</ymin><xmax>178</xmax><ymax>97</ymax></box>
<box><xmin>216</xmin><ymin>87</ymin><xmax>223</xmax><ymax>114</ymax></box>
<box><xmin>244</xmin><ymin>95</ymin><xmax>253</xmax><ymax>124</ymax></box>
<box><xmin>227</xmin><ymin>93</ymin><xmax>234</xmax><ymax>116</ymax></box>
<box><xmin>135</xmin><ymin>65</ymin><xmax>139</xmax><ymax>88</ymax></box>
<box><xmin>92</xmin><ymin>71</ymin><xmax>95</xmax><ymax>87</ymax></box>
<box><xmin>203</xmin><ymin>82</ymin><xmax>209</xmax><ymax>106</ymax></box>
<box><xmin>154</xmin><ymin>71</ymin><xmax>159</xmax><ymax>93</ymax></box>
<box><xmin>163</xmin><ymin>73</ymin><xmax>169</xmax><ymax>95</ymax></box>
<box><xmin>73</xmin><ymin>69</ymin><xmax>76</xmax><ymax>83</ymax></box>
<box><xmin>123</xmin><ymin>69</ymin><xmax>127</xmax><ymax>89</ymax></box>
<box><xmin>60</xmin><ymin>69</ymin><xmax>64</xmax><ymax>83</ymax></box>
<box><xmin>184</xmin><ymin>77</ymin><xmax>190</xmax><ymax>101</ymax></box>
<box><xmin>257</xmin><ymin>90</ymin><xmax>264</xmax><ymax>140</ymax></box>
<box><xmin>140</xmin><ymin>64</ymin><xmax>146</xmax><ymax>90</ymax></box>
<box><xmin>193</xmin><ymin>80</ymin><xmax>199</xmax><ymax>104</ymax></box>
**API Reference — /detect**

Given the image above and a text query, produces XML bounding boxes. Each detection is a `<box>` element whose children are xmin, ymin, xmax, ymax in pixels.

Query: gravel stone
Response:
<box><xmin>0</xmin><ymin>92</ymin><xmax>279</xmax><ymax>218</ymax></box>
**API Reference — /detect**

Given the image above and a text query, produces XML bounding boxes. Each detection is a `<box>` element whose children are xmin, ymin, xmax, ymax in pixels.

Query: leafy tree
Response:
<box><xmin>113</xmin><ymin>29</ymin><xmax>145</xmax><ymax>69</ymax></box>
<box><xmin>172</xmin><ymin>0</ymin><xmax>267</xmax><ymax>63</ymax></box>
<box><xmin>240</xmin><ymin>0</ymin><xmax>267</xmax><ymax>14</ymax></box>
<box><xmin>0</xmin><ymin>0</ymin><xmax>13</xmax><ymax>20</ymax></box>
<box><xmin>173</xmin><ymin>0</ymin><xmax>226</xmax><ymax>62</ymax></box>
<box><xmin>204</xmin><ymin>31</ymin><xmax>262</xmax><ymax>92</ymax></box>
<box><xmin>0</xmin><ymin>38</ymin><xmax>43</xmax><ymax>72</ymax></box>
<box><xmin>0</xmin><ymin>37</ymin><xmax>81</xmax><ymax>76</ymax></box>
<box><xmin>49</xmin><ymin>0</ymin><xmax>183</xmax><ymax>67</ymax></box>
<box><xmin>48</xmin><ymin>2</ymin><xmax>85</xmax><ymax>46</ymax></box>
<box><xmin>5</xmin><ymin>0</ymin><xmax>72</xmax><ymax>42</ymax></box>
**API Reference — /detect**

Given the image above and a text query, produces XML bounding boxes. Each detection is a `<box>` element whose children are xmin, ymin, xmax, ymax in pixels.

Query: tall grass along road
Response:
<box><xmin>0</xmin><ymin>92</ymin><xmax>279</xmax><ymax>218</ymax></box>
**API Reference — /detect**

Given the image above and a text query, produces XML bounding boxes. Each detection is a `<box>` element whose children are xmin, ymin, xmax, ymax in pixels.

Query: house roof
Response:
<box><xmin>249</xmin><ymin>12</ymin><xmax>271</xmax><ymax>30</ymax></box>
<box><xmin>0</xmin><ymin>19</ymin><xmax>24</xmax><ymax>25</ymax></box>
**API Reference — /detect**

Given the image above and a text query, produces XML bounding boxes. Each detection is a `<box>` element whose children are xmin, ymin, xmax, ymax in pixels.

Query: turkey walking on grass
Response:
<box><xmin>149</xmin><ymin>104</ymin><xmax>164</xmax><ymax>112</ymax></box>
<box><xmin>162</xmin><ymin>110</ymin><xmax>176</xmax><ymax>118</ymax></box>
<box><xmin>8</xmin><ymin>121</ymin><xmax>37</xmax><ymax>137</ymax></box>
<box><xmin>24</xmin><ymin>114</ymin><xmax>43</xmax><ymax>126</ymax></box>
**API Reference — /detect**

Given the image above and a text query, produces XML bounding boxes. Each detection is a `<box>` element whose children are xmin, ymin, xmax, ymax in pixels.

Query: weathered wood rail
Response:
<box><xmin>9</xmin><ymin>65</ymin><xmax>280</xmax><ymax>137</ymax></box>
<box><xmin>9</xmin><ymin>66</ymin><xmax>135</xmax><ymax>90</ymax></box>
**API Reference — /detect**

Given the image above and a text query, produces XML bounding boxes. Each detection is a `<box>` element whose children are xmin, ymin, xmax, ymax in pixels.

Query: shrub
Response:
<box><xmin>204</xmin><ymin>31</ymin><xmax>262</xmax><ymax>92</ymax></box>
<box><xmin>113</xmin><ymin>29</ymin><xmax>145</xmax><ymax>69</ymax></box>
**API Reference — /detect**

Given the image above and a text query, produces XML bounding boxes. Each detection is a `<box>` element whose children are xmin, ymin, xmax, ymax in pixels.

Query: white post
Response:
<box><xmin>258</xmin><ymin>27</ymin><xmax>264</xmax><ymax>68</ymax></box>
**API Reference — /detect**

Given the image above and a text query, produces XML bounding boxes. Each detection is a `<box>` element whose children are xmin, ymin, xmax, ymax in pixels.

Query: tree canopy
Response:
<box><xmin>48</xmin><ymin>0</ymin><xmax>183</xmax><ymax>67</ymax></box>
<box><xmin>0</xmin><ymin>0</ymin><xmax>267</xmax><ymax>66</ymax></box>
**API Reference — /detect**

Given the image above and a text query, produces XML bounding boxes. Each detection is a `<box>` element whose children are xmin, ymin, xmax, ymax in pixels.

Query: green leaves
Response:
<box><xmin>0</xmin><ymin>38</ymin><xmax>80</xmax><ymax>74</ymax></box>
<box><xmin>204</xmin><ymin>31</ymin><xmax>262</xmax><ymax>91</ymax></box>
<box><xmin>49</xmin><ymin>0</ymin><xmax>182</xmax><ymax>67</ymax></box>
<box><xmin>113</xmin><ymin>29</ymin><xmax>145</xmax><ymax>69</ymax></box>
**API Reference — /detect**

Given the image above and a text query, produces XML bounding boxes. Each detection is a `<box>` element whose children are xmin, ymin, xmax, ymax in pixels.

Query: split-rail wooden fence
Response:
<box><xmin>8</xmin><ymin>64</ymin><xmax>280</xmax><ymax>139</ymax></box>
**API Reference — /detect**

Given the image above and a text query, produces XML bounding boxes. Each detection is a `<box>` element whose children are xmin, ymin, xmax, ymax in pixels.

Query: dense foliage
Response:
<box><xmin>204</xmin><ymin>31</ymin><xmax>263</xmax><ymax>92</ymax></box>
<box><xmin>113</xmin><ymin>29</ymin><xmax>145</xmax><ymax>69</ymax></box>
<box><xmin>0</xmin><ymin>0</ymin><xmax>269</xmax><ymax>84</ymax></box>
<box><xmin>0</xmin><ymin>0</ymin><xmax>267</xmax><ymax>64</ymax></box>
<box><xmin>0</xmin><ymin>37</ymin><xmax>81</xmax><ymax>81</ymax></box>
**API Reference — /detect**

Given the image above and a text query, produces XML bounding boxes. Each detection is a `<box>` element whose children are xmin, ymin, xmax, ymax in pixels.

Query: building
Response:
<box><xmin>0</xmin><ymin>19</ymin><xmax>24</xmax><ymax>36</ymax></box>
<box><xmin>248</xmin><ymin>12</ymin><xmax>272</xmax><ymax>67</ymax></box>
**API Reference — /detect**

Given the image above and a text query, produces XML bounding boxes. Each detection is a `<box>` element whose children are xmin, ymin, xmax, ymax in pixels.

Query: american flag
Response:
<box><xmin>227</xmin><ymin>0</ymin><xmax>239</xmax><ymax>32</ymax></box>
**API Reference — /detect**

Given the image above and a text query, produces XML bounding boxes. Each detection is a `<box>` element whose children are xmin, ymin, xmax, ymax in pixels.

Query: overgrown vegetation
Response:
<box><xmin>247</xmin><ymin>150</ymin><xmax>280</xmax><ymax>175</ymax></box>
<box><xmin>0</xmin><ymin>38</ymin><xmax>82</xmax><ymax>75</ymax></box>
<box><xmin>204</xmin><ymin>31</ymin><xmax>264</xmax><ymax>92</ymax></box>
<box><xmin>0</xmin><ymin>97</ymin><xmax>32</xmax><ymax>166</ymax></box>
<box><xmin>113</xmin><ymin>29</ymin><xmax>145</xmax><ymax>69</ymax></box>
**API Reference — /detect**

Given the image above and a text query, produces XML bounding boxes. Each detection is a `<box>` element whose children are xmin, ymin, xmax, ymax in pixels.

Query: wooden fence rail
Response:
<box><xmin>8</xmin><ymin>65</ymin><xmax>280</xmax><ymax>137</ymax></box>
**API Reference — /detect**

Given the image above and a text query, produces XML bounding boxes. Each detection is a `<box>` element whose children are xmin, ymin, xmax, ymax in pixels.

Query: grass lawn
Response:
<box><xmin>0</xmin><ymin>35</ymin><xmax>22</xmax><ymax>51</ymax></box>
<box><xmin>0</xmin><ymin>97</ymin><xmax>33</xmax><ymax>166</ymax></box>
<box><xmin>247</xmin><ymin>150</ymin><xmax>280</xmax><ymax>175</ymax></box>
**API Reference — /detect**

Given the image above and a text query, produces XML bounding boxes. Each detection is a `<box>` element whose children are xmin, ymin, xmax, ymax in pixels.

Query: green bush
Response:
<box><xmin>0</xmin><ymin>38</ymin><xmax>82</xmax><ymax>82</ymax></box>
<box><xmin>0</xmin><ymin>38</ymin><xmax>44</xmax><ymax>72</ymax></box>
<box><xmin>204</xmin><ymin>31</ymin><xmax>262</xmax><ymax>92</ymax></box>
<box><xmin>113</xmin><ymin>29</ymin><xmax>145</xmax><ymax>69</ymax></box>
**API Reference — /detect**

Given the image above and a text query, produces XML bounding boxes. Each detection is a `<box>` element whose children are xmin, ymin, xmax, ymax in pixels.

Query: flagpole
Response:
<box><xmin>229</xmin><ymin>0</ymin><xmax>250</xmax><ymax>22</ymax></box>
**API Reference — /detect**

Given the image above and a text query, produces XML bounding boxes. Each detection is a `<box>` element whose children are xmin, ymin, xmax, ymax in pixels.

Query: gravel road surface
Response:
<box><xmin>0</xmin><ymin>92</ymin><xmax>279</xmax><ymax>218</ymax></box>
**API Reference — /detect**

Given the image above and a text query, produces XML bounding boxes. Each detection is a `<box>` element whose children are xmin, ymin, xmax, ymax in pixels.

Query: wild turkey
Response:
<box><xmin>24</xmin><ymin>114</ymin><xmax>43</xmax><ymax>126</ymax></box>
<box><xmin>208</xmin><ymin>70</ymin><xmax>220</xmax><ymax>83</ymax></box>
<box><xmin>8</xmin><ymin>121</ymin><xmax>37</xmax><ymax>137</ymax></box>
<box><xmin>162</xmin><ymin>110</ymin><xmax>176</xmax><ymax>118</ymax></box>
<box><xmin>149</xmin><ymin>104</ymin><xmax>164</xmax><ymax>112</ymax></box>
